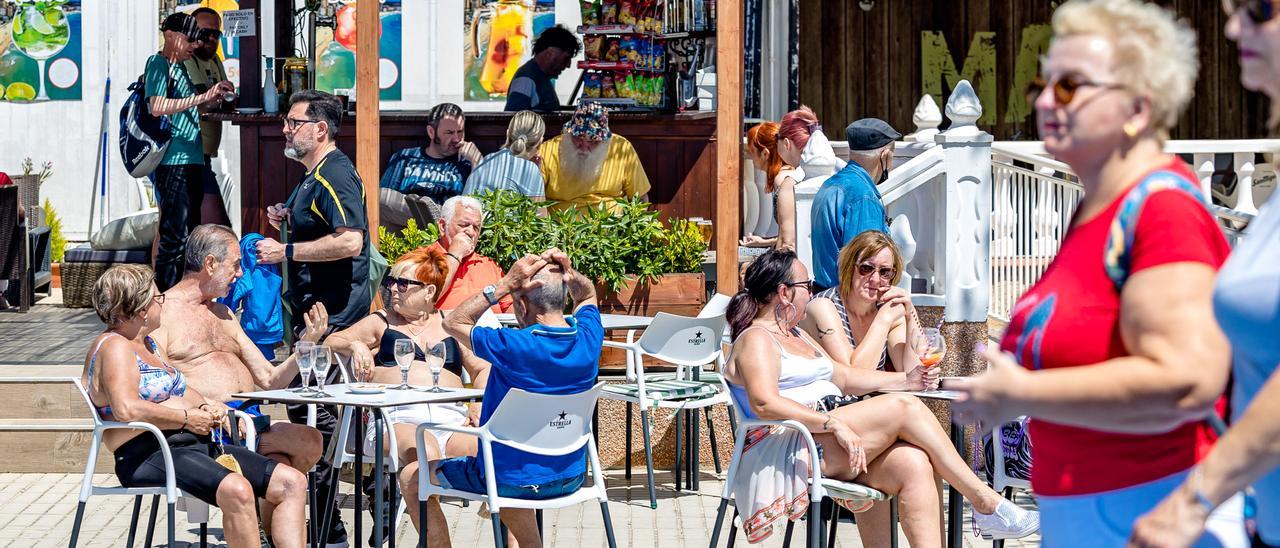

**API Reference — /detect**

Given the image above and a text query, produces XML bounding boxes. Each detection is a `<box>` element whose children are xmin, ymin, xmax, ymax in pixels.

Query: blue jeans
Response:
<box><xmin>435</xmin><ymin>456</ymin><xmax>585</xmax><ymax>500</ymax></box>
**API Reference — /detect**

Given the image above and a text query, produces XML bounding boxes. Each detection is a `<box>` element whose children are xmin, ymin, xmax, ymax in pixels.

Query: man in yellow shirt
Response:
<box><xmin>539</xmin><ymin>103</ymin><xmax>650</xmax><ymax>212</ymax></box>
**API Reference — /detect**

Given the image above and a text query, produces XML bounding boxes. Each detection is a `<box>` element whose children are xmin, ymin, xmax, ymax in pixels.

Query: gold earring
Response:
<box><xmin>1123</xmin><ymin>123</ymin><xmax>1138</xmax><ymax>138</ymax></box>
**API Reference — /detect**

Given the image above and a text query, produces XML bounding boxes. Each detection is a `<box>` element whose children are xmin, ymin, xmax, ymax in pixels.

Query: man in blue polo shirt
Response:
<box><xmin>810</xmin><ymin>118</ymin><xmax>900</xmax><ymax>293</ymax></box>
<box><xmin>433</xmin><ymin>247</ymin><xmax>600</xmax><ymax>548</ymax></box>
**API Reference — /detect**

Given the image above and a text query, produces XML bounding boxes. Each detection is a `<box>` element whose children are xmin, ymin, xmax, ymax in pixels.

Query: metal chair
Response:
<box><xmin>708</xmin><ymin>376</ymin><xmax>893</xmax><ymax>548</ymax></box>
<box><xmin>68</xmin><ymin>378</ymin><xmax>258</xmax><ymax>547</ymax></box>
<box><xmin>598</xmin><ymin>312</ymin><xmax>730</xmax><ymax>508</ymax></box>
<box><xmin>413</xmin><ymin>383</ymin><xmax>616</xmax><ymax>548</ymax></box>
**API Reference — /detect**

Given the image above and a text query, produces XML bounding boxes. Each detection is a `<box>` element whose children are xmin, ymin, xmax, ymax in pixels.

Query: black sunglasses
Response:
<box><xmin>1225</xmin><ymin>0</ymin><xmax>1277</xmax><ymax>23</ymax></box>
<box><xmin>783</xmin><ymin>279</ymin><xmax>814</xmax><ymax>293</ymax></box>
<box><xmin>196</xmin><ymin>28</ymin><xmax>223</xmax><ymax>43</ymax></box>
<box><xmin>1026</xmin><ymin>74</ymin><xmax>1128</xmax><ymax>106</ymax></box>
<box><xmin>383</xmin><ymin>276</ymin><xmax>426</xmax><ymax>291</ymax></box>
<box><xmin>857</xmin><ymin>263</ymin><xmax>897</xmax><ymax>280</ymax></box>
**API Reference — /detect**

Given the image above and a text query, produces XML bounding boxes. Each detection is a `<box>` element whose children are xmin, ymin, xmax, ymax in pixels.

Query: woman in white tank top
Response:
<box><xmin>722</xmin><ymin>250</ymin><xmax>1038</xmax><ymax>545</ymax></box>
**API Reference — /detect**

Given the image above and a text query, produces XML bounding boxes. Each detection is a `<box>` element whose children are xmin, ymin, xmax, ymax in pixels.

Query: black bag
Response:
<box><xmin>119</xmin><ymin>65</ymin><xmax>174</xmax><ymax>177</ymax></box>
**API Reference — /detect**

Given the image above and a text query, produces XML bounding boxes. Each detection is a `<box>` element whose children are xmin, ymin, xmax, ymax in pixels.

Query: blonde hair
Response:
<box><xmin>1051</xmin><ymin>0</ymin><xmax>1198</xmax><ymax>137</ymax></box>
<box><xmin>837</xmin><ymin>231</ymin><xmax>904</xmax><ymax>299</ymax></box>
<box><xmin>92</xmin><ymin>264</ymin><xmax>156</xmax><ymax>326</ymax></box>
<box><xmin>504</xmin><ymin>111</ymin><xmax>546</xmax><ymax>160</ymax></box>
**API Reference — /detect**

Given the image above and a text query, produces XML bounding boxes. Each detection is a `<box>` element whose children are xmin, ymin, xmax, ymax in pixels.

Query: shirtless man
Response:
<box><xmin>151</xmin><ymin>224</ymin><xmax>324</xmax><ymax>475</ymax></box>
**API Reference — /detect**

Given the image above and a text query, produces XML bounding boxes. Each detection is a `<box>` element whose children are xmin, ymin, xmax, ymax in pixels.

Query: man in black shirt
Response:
<box><xmin>254</xmin><ymin>89</ymin><xmax>367</xmax><ymax>548</ymax></box>
<box><xmin>504</xmin><ymin>25</ymin><xmax>580</xmax><ymax>112</ymax></box>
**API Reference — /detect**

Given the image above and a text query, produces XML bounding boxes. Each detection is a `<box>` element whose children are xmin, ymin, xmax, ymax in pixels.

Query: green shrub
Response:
<box><xmin>474</xmin><ymin>191</ymin><xmax>706</xmax><ymax>293</ymax></box>
<box><xmin>377</xmin><ymin>218</ymin><xmax>439</xmax><ymax>263</ymax></box>
<box><xmin>41</xmin><ymin>199</ymin><xmax>65</xmax><ymax>262</ymax></box>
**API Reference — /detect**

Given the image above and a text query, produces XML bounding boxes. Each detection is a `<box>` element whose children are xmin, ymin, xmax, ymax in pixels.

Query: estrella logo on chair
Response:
<box><xmin>549</xmin><ymin>411</ymin><xmax>572</xmax><ymax>429</ymax></box>
<box><xmin>687</xmin><ymin>330</ymin><xmax>706</xmax><ymax>346</ymax></box>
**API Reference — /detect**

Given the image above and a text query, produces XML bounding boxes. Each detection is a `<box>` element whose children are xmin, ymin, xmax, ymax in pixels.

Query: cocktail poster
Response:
<box><xmin>464</xmin><ymin>0</ymin><xmax>556</xmax><ymax>102</ymax></box>
<box><xmin>315</xmin><ymin>0</ymin><xmax>402</xmax><ymax>101</ymax></box>
<box><xmin>0</xmin><ymin>0</ymin><xmax>82</xmax><ymax>102</ymax></box>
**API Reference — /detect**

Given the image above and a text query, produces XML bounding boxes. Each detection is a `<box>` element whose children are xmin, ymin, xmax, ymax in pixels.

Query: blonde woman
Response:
<box><xmin>464</xmin><ymin>110</ymin><xmax>547</xmax><ymax>200</ymax></box>
<box><xmin>949</xmin><ymin>1</ymin><xmax>1245</xmax><ymax>544</ymax></box>
<box><xmin>1132</xmin><ymin>2</ymin><xmax>1280</xmax><ymax>546</ymax></box>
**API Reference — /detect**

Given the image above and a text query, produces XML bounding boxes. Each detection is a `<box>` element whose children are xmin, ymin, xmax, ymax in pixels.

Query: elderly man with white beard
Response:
<box><xmin>538</xmin><ymin>103</ymin><xmax>650</xmax><ymax>213</ymax></box>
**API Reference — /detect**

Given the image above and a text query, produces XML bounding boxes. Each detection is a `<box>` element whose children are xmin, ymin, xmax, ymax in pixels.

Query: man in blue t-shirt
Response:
<box><xmin>429</xmin><ymin>247</ymin><xmax>600</xmax><ymax>546</ymax></box>
<box><xmin>810</xmin><ymin>118</ymin><xmax>900</xmax><ymax>292</ymax></box>
<box><xmin>504</xmin><ymin>25</ymin><xmax>580</xmax><ymax>112</ymax></box>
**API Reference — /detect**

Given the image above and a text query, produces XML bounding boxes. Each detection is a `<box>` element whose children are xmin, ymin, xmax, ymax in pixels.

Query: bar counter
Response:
<box><xmin>209</xmin><ymin>110</ymin><xmax>719</xmax><ymax>236</ymax></box>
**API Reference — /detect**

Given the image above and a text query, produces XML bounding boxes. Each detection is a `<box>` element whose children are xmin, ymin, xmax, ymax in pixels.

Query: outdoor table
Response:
<box><xmin>876</xmin><ymin>387</ymin><xmax>966</xmax><ymax>548</ymax></box>
<box><xmin>235</xmin><ymin>384</ymin><xmax>483</xmax><ymax>548</ymax></box>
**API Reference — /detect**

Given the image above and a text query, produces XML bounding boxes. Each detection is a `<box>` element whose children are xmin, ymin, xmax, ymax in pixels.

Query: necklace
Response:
<box><xmin>393</xmin><ymin>311</ymin><xmax>432</xmax><ymax>339</ymax></box>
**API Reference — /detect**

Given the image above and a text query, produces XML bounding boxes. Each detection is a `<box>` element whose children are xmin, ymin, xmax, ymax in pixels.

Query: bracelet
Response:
<box><xmin>1189</xmin><ymin>467</ymin><xmax>1218</xmax><ymax>512</ymax></box>
<box><xmin>446</xmin><ymin>252</ymin><xmax>462</xmax><ymax>263</ymax></box>
<box><xmin>181</xmin><ymin>409</ymin><xmax>189</xmax><ymax>431</ymax></box>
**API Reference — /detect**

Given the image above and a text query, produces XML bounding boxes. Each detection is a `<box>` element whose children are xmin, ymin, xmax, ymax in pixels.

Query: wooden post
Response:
<box><xmin>238</xmin><ymin>0</ymin><xmax>262</xmax><ymax>109</ymax></box>
<box><xmin>715</xmin><ymin>0</ymin><xmax>744</xmax><ymax>293</ymax></box>
<box><xmin>356</xmin><ymin>0</ymin><xmax>380</xmax><ymax>233</ymax></box>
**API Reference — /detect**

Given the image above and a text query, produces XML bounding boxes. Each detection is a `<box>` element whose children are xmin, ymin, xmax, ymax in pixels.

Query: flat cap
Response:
<box><xmin>845</xmin><ymin>118</ymin><xmax>901</xmax><ymax>151</ymax></box>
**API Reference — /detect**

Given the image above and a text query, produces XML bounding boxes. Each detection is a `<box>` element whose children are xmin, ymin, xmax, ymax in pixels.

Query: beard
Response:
<box><xmin>558</xmin><ymin>136</ymin><xmax>610</xmax><ymax>183</ymax></box>
<box><xmin>195</xmin><ymin>45</ymin><xmax>217</xmax><ymax>60</ymax></box>
<box><xmin>284</xmin><ymin>135</ymin><xmax>315</xmax><ymax>161</ymax></box>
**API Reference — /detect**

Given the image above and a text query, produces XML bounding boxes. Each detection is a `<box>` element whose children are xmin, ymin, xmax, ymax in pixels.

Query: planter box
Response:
<box><xmin>50</xmin><ymin>262</ymin><xmax>60</xmax><ymax>289</ymax></box>
<box><xmin>595</xmin><ymin>272</ymin><xmax>706</xmax><ymax>369</ymax></box>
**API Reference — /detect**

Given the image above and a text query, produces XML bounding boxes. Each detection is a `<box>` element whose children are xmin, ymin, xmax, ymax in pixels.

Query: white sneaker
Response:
<box><xmin>972</xmin><ymin>499</ymin><xmax>1040</xmax><ymax>540</ymax></box>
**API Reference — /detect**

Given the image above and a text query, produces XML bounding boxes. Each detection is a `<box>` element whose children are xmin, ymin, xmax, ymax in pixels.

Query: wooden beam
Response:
<box><xmin>356</xmin><ymin>0</ymin><xmax>380</xmax><ymax>234</ymax></box>
<box><xmin>715</xmin><ymin>0</ymin><xmax>744</xmax><ymax>293</ymax></box>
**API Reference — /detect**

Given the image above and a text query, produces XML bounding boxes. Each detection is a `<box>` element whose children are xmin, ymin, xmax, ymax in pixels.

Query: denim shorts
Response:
<box><xmin>435</xmin><ymin>456</ymin><xmax>584</xmax><ymax>500</ymax></box>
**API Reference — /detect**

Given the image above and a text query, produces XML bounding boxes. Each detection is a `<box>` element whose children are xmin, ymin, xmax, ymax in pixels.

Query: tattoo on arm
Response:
<box><xmin>816</xmin><ymin>327</ymin><xmax>835</xmax><ymax>339</ymax></box>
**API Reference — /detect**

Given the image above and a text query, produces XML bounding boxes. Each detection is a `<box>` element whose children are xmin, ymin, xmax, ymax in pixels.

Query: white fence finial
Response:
<box><xmin>945</xmin><ymin>80</ymin><xmax>982</xmax><ymax>134</ymax></box>
<box><xmin>906</xmin><ymin>95</ymin><xmax>943</xmax><ymax>143</ymax></box>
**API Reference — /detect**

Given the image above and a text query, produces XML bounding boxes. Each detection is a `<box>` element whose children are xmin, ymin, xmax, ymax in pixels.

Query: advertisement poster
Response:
<box><xmin>315</xmin><ymin>0</ymin><xmax>402</xmax><ymax>101</ymax></box>
<box><xmin>173</xmin><ymin>0</ymin><xmax>243</xmax><ymax>89</ymax></box>
<box><xmin>464</xmin><ymin>0</ymin><xmax>555</xmax><ymax>102</ymax></box>
<box><xmin>0</xmin><ymin>0</ymin><xmax>82</xmax><ymax>102</ymax></box>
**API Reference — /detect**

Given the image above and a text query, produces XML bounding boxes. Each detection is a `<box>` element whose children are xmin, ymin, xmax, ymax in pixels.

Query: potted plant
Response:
<box><xmin>41</xmin><ymin>199</ymin><xmax>65</xmax><ymax>288</ymax></box>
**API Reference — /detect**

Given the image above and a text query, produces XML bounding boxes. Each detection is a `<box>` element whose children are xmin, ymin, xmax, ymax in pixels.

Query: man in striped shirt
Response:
<box><xmin>538</xmin><ymin>103</ymin><xmax>650</xmax><ymax>213</ymax></box>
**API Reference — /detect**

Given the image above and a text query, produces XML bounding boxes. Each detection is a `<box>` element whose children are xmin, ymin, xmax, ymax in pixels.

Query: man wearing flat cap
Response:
<box><xmin>539</xmin><ymin>103</ymin><xmax>650</xmax><ymax>213</ymax></box>
<box><xmin>810</xmin><ymin>118</ymin><xmax>900</xmax><ymax>292</ymax></box>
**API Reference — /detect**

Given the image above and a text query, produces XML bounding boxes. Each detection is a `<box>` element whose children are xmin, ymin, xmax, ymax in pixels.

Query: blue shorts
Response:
<box><xmin>434</xmin><ymin>456</ymin><xmax>584</xmax><ymax>500</ymax></box>
<box><xmin>1038</xmin><ymin>469</ymin><xmax>1247</xmax><ymax>548</ymax></box>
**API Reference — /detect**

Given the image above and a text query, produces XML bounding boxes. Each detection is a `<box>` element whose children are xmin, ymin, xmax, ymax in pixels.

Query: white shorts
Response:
<box><xmin>1037</xmin><ymin>469</ymin><xmax>1247</xmax><ymax>548</ymax></box>
<box><xmin>362</xmin><ymin>402</ymin><xmax>469</xmax><ymax>458</ymax></box>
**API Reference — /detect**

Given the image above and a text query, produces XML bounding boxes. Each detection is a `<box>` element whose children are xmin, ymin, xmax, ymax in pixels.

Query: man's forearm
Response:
<box><xmin>294</xmin><ymin>231</ymin><xmax>363</xmax><ymax>262</ymax></box>
<box><xmin>444</xmin><ymin>286</ymin><xmax>503</xmax><ymax>350</ymax></box>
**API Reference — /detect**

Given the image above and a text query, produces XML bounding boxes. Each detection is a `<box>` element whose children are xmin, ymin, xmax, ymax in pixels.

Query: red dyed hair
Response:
<box><xmin>747</xmin><ymin>122</ymin><xmax>784</xmax><ymax>193</ymax></box>
<box><xmin>778</xmin><ymin>106</ymin><xmax>820</xmax><ymax>153</ymax></box>
<box><xmin>394</xmin><ymin>246</ymin><xmax>450</xmax><ymax>297</ymax></box>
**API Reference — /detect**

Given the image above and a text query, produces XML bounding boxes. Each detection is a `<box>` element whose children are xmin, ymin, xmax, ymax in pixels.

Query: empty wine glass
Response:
<box><xmin>293</xmin><ymin>341</ymin><xmax>315</xmax><ymax>394</ymax></box>
<box><xmin>424</xmin><ymin>342</ymin><xmax>447</xmax><ymax>392</ymax></box>
<box><xmin>917</xmin><ymin>327</ymin><xmax>946</xmax><ymax>370</ymax></box>
<box><xmin>392</xmin><ymin>339</ymin><xmax>415</xmax><ymax>390</ymax></box>
<box><xmin>311</xmin><ymin>345</ymin><xmax>333</xmax><ymax>398</ymax></box>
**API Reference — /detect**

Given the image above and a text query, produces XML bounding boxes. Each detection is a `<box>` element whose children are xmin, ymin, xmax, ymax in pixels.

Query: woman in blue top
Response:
<box><xmin>1131</xmin><ymin>2</ymin><xmax>1280</xmax><ymax>546</ymax></box>
<box><xmin>81</xmin><ymin>265</ymin><xmax>307</xmax><ymax>548</ymax></box>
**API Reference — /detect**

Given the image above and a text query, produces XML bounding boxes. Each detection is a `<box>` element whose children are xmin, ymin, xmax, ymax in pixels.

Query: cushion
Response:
<box><xmin>65</xmin><ymin>244</ymin><xmax>149</xmax><ymax>264</ymax></box>
<box><xmin>88</xmin><ymin>209</ymin><xmax>158</xmax><ymax>251</ymax></box>
<box><xmin>604</xmin><ymin>379</ymin><xmax>720</xmax><ymax>402</ymax></box>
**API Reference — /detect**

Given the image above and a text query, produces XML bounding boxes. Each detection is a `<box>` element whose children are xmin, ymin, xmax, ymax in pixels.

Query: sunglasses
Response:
<box><xmin>383</xmin><ymin>276</ymin><xmax>426</xmax><ymax>291</ymax></box>
<box><xmin>196</xmin><ymin>28</ymin><xmax>223</xmax><ymax>43</ymax></box>
<box><xmin>784</xmin><ymin>279</ymin><xmax>814</xmax><ymax>293</ymax></box>
<box><xmin>1225</xmin><ymin>0</ymin><xmax>1277</xmax><ymax>23</ymax></box>
<box><xmin>1026</xmin><ymin>74</ymin><xmax>1129</xmax><ymax>106</ymax></box>
<box><xmin>857</xmin><ymin>263</ymin><xmax>897</xmax><ymax>280</ymax></box>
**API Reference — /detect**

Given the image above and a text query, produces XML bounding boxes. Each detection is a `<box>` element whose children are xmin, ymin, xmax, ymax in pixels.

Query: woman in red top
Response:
<box><xmin>950</xmin><ymin>0</ymin><xmax>1245</xmax><ymax>545</ymax></box>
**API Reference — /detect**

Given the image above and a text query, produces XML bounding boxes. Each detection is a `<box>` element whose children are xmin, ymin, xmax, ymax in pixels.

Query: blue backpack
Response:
<box><xmin>118</xmin><ymin>70</ymin><xmax>173</xmax><ymax>177</ymax></box>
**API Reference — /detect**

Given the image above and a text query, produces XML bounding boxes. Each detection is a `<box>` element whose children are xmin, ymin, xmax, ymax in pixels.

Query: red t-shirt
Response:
<box><xmin>428</xmin><ymin>242</ymin><xmax>513</xmax><ymax>313</ymax></box>
<box><xmin>998</xmin><ymin>158</ymin><xmax>1230</xmax><ymax>496</ymax></box>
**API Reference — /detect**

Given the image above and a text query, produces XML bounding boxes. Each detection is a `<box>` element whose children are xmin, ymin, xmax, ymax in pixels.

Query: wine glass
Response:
<box><xmin>391</xmin><ymin>339</ymin><xmax>415</xmax><ymax>390</ymax></box>
<box><xmin>11</xmin><ymin>2</ymin><xmax>71</xmax><ymax>101</ymax></box>
<box><xmin>423</xmin><ymin>342</ymin><xmax>447</xmax><ymax>393</ymax></box>
<box><xmin>311</xmin><ymin>345</ymin><xmax>333</xmax><ymax>398</ymax></box>
<box><xmin>917</xmin><ymin>327</ymin><xmax>946</xmax><ymax>370</ymax></box>
<box><xmin>293</xmin><ymin>341</ymin><xmax>315</xmax><ymax>394</ymax></box>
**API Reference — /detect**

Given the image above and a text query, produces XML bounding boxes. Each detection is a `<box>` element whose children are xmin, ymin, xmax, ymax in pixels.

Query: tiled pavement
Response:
<box><xmin>0</xmin><ymin>471</ymin><xmax>1040</xmax><ymax>547</ymax></box>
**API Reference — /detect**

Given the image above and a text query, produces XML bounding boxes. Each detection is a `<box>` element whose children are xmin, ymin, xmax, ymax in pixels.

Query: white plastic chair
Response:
<box><xmin>708</xmin><ymin>377</ymin><xmax>893</xmax><ymax>548</ymax></box>
<box><xmin>414</xmin><ymin>383</ymin><xmax>616</xmax><ymax>548</ymax></box>
<box><xmin>990</xmin><ymin>418</ymin><xmax>1031</xmax><ymax>494</ymax></box>
<box><xmin>68</xmin><ymin>378</ymin><xmax>258</xmax><ymax>548</ymax></box>
<box><xmin>598</xmin><ymin>312</ymin><xmax>730</xmax><ymax>508</ymax></box>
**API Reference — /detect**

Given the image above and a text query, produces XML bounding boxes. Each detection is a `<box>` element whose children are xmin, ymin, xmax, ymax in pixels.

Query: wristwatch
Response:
<box><xmin>285</xmin><ymin>243</ymin><xmax>295</xmax><ymax>260</ymax></box>
<box><xmin>482</xmin><ymin>284</ymin><xmax>500</xmax><ymax>306</ymax></box>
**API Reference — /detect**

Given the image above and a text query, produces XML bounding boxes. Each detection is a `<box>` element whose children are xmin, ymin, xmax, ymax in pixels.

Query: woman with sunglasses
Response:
<box><xmin>949</xmin><ymin>1</ymin><xmax>1245</xmax><ymax>545</ymax></box>
<box><xmin>322</xmin><ymin>246</ymin><xmax>491</xmax><ymax>546</ymax></box>
<box><xmin>801</xmin><ymin>231</ymin><xmax>934</xmax><ymax>388</ymax></box>
<box><xmin>1131</xmin><ymin>2</ymin><xmax>1280</xmax><ymax>547</ymax></box>
<box><xmin>723</xmin><ymin>249</ymin><xmax>1038</xmax><ymax>545</ymax></box>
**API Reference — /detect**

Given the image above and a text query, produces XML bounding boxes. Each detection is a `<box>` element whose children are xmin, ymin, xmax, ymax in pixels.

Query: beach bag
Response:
<box><xmin>119</xmin><ymin>71</ymin><xmax>174</xmax><ymax>178</ymax></box>
<box><xmin>982</xmin><ymin>417</ymin><xmax>1033</xmax><ymax>483</ymax></box>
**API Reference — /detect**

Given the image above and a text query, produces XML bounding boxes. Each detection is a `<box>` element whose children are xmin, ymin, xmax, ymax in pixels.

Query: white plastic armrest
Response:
<box><xmin>415</xmin><ymin>422</ymin><xmax>484</xmax><ymax>498</ymax></box>
<box><xmin>99</xmin><ymin>421</ymin><xmax>178</xmax><ymax>498</ymax></box>
<box><xmin>600</xmin><ymin>340</ymin><xmax>638</xmax><ymax>350</ymax></box>
<box><xmin>738</xmin><ymin>418</ymin><xmax>822</xmax><ymax>488</ymax></box>
<box><xmin>227</xmin><ymin>409</ymin><xmax>259</xmax><ymax>451</ymax></box>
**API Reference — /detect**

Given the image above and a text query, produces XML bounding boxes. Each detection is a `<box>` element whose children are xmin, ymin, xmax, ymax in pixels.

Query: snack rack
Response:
<box><xmin>573</xmin><ymin>0</ymin><xmax>715</xmax><ymax>111</ymax></box>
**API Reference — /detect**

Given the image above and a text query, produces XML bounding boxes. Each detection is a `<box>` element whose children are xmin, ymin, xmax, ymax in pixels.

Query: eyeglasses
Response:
<box><xmin>196</xmin><ymin>28</ymin><xmax>223</xmax><ymax>43</ymax></box>
<box><xmin>151</xmin><ymin>293</ymin><xmax>166</xmax><ymax>305</ymax></box>
<box><xmin>283</xmin><ymin>117</ymin><xmax>322</xmax><ymax>131</ymax></box>
<box><xmin>1224</xmin><ymin>0</ymin><xmax>1277</xmax><ymax>23</ymax></box>
<box><xmin>783</xmin><ymin>279</ymin><xmax>814</xmax><ymax>293</ymax></box>
<box><xmin>857</xmin><ymin>263</ymin><xmax>897</xmax><ymax>280</ymax></box>
<box><xmin>383</xmin><ymin>276</ymin><xmax>426</xmax><ymax>291</ymax></box>
<box><xmin>1026</xmin><ymin>74</ymin><xmax>1129</xmax><ymax>106</ymax></box>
